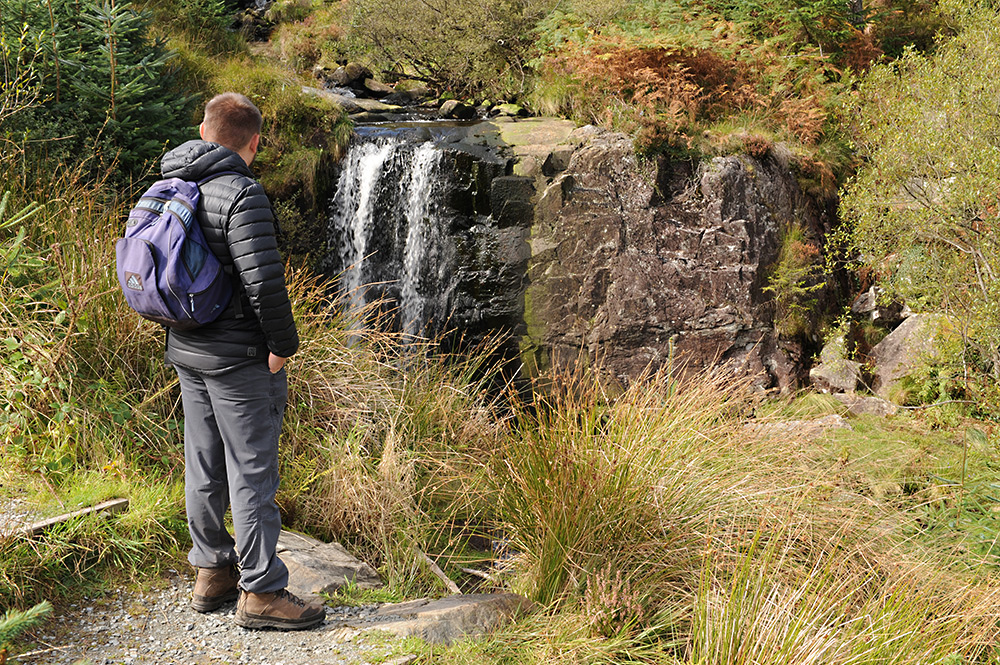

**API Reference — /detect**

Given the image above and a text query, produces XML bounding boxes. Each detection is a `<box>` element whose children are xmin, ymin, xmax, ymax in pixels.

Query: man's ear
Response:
<box><xmin>248</xmin><ymin>133</ymin><xmax>260</xmax><ymax>153</ymax></box>
<box><xmin>199</xmin><ymin>123</ymin><xmax>206</xmax><ymax>140</ymax></box>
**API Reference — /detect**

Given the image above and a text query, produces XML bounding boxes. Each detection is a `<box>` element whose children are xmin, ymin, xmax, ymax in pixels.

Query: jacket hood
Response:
<box><xmin>161</xmin><ymin>140</ymin><xmax>253</xmax><ymax>181</ymax></box>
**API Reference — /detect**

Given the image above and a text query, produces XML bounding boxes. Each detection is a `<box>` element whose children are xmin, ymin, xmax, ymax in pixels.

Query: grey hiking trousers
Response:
<box><xmin>175</xmin><ymin>362</ymin><xmax>289</xmax><ymax>594</ymax></box>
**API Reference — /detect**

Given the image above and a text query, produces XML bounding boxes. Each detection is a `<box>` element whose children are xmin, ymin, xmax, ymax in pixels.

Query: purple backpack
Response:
<box><xmin>115</xmin><ymin>176</ymin><xmax>233</xmax><ymax>330</ymax></box>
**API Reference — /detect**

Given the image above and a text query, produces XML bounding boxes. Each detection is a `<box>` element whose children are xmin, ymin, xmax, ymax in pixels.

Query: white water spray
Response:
<box><xmin>328</xmin><ymin>136</ymin><xmax>445</xmax><ymax>335</ymax></box>
<box><xmin>328</xmin><ymin>139</ymin><xmax>398</xmax><ymax>314</ymax></box>
<box><xmin>400</xmin><ymin>143</ymin><xmax>442</xmax><ymax>337</ymax></box>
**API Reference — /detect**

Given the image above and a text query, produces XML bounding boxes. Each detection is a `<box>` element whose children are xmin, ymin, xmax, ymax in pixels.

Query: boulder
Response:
<box><xmin>383</xmin><ymin>81</ymin><xmax>434</xmax><ymax>105</ymax></box>
<box><xmin>851</xmin><ymin>286</ymin><xmax>908</xmax><ymax>327</ymax></box>
<box><xmin>350</xmin><ymin>594</ymin><xmax>535</xmax><ymax>644</ymax></box>
<box><xmin>329</xmin><ymin>63</ymin><xmax>373</xmax><ymax>88</ymax></box>
<box><xmin>301</xmin><ymin>85</ymin><xmax>361</xmax><ymax>113</ymax></box>
<box><xmin>277</xmin><ymin>530</ymin><xmax>381</xmax><ymax>603</ymax></box>
<box><xmin>363</xmin><ymin>78</ymin><xmax>396</xmax><ymax>97</ymax></box>
<box><xmin>833</xmin><ymin>394</ymin><xmax>899</xmax><ymax>417</ymax></box>
<box><xmin>810</xmin><ymin>360</ymin><xmax>861</xmax><ymax>393</ymax></box>
<box><xmin>440</xmin><ymin>100</ymin><xmax>476</xmax><ymax>120</ymax></box>
<box><xmin>491</xmin><ymin>103</ymin><xmax>528</xmax><ymax>117</ymax></box>
<box><xmin>871</xmin><ymin>313</ymin><xmax>949</xmax><ymax>399</ymax></box>
<box><xmin>809</xmin><ymin>333</ymin><xmax>861</xmax><ymax>393</ymax></box>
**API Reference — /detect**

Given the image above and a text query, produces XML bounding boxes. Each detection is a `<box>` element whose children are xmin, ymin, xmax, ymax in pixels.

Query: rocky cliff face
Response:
<box><xmin>520</xmin><ymin>128</ymin><xmax>835</xmax><ymax>390</ymax></box>
<box><xmin>323</xmin><ymin>118</ymin><xmax>836</xmax><ymax>389</ymax></box>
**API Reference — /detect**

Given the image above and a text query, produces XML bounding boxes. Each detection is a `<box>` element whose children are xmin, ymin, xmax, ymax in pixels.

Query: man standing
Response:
<box><xmin>160</xmin><ymin>92</ymin><xmax>324</xmax><ymax>630</ymax></box>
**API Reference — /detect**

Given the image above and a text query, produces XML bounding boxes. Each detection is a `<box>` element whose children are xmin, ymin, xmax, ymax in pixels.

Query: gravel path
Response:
<box><xmin>13</xmin><ymin>569</ymin><xmax>402</xmax><ymax>665</ymax></box>
<box><xmin>0</xmin><ymin>498</ymin><xmax>35</xmax><ymax>537</ymax></box>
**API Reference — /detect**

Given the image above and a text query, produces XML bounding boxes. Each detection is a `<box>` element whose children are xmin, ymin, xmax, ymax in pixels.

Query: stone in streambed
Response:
<box><xmin>440</xmin><ymin>100</ymin><xmax>476</xmax><ymax>120</ymax></box>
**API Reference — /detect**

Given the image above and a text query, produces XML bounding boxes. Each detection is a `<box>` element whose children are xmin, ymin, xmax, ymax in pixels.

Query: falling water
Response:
<box><xmin>328</xmin><ymin>139</ymin><xmax>398</xmax><ymax>314</ymax></box>
<box><xmin>328</xmin><ymin>135</ymin><xmax>444</xmax><ymax>336</ymax></box>
<box><xmin>399</xmin><ymin>143</ymin><xmax>442</xmax><ymax>337</ymax></box>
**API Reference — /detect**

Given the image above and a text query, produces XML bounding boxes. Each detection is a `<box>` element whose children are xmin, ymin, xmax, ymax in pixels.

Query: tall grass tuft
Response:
<box><xmin>486</xmin><ymin>365</ymin><xmax>749</xmax><ymax>609</ymax></box>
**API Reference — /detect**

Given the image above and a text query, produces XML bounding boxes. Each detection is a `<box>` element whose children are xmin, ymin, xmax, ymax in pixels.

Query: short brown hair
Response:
<box><xmin>201</xmin><ymin>93</ymin><xmax>262</xmax><ymax>151</ymax></box>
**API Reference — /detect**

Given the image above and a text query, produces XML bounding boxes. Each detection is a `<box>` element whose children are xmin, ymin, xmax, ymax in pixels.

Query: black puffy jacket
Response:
<box><xmin>160</xmin><ymin>140</ymin><xmax>299</xmax><ymax>374</ymax></box>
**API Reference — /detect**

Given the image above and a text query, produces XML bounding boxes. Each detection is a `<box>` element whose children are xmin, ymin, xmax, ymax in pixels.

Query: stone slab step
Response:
<box><xmin>347</xmin><ymin>593</ymin><xmax>535</xmax><ymax>644</ymax></box>
<box><xmin>277</xmin><ymin>530</ymin><xmax>382</xmax><ymax>602</ymax></box>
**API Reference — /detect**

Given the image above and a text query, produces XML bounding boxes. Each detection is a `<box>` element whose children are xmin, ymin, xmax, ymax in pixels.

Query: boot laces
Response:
<box><xmin>277</xmin><ymin>588</ymin><xmax>306</xmax><ymax>607</ymax></box>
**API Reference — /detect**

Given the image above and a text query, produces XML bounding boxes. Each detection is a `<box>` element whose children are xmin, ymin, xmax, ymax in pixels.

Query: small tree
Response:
<box><xmin>0</xmin><ymin>0</ymin><xmax>193</xmax><ymax>176</ymax></box>
<box><xmin>0</xmin><ymin>601</ymin><xmax>53</xmax><ymax>665</ymax></box>
<box><xmin>839</xmin><ymin>2</ymin><xmax>1000</xmax><ymax>401</ymax></box>
<box><xmin>347</xmin><ymin>0</ymin><xmax>554</xmax><ymax>98</ymax></box>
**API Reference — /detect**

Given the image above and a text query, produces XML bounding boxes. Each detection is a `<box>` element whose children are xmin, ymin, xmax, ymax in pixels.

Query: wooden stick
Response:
<box><xmin>460</xmin><ymin>567</ymin><xmax>498</xmax><ymax>583</ymax></box>
<box><xmin>10</xmin><ymin>498</ymin><xmax>129</xmax><ymax>539</ymax></box>
<box><xmin>413</xmin><ymin>547</ymin><xmax>460</xmax><ymax>594</ymax></box>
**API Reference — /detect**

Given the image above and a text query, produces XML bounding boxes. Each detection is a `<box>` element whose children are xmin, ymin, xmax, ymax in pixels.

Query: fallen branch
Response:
<box><xmin>413</xmin><ymin>547</ymin><xmax>460</xmax><ymax>594</ymax></box>
<box><xmin>11</xmin><ymin>498</ymin><xmax>129</xmax><ymax>539</ymax></box>
<box><xmin>460</xmin><ymin>567</ymin><xmax>499</xmax><ymax>583</ymax></box>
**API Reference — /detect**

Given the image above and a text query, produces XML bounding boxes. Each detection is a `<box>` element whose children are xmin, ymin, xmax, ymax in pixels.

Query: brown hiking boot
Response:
<box><xmin>191</xmin><ymin>564</ymin><xmax>240</xmax><ymax>612</ymax></box>
<box><xmin>234</xmin><ymin>588</ymin><xmax>325</xmax><ymax>630</ymax></box>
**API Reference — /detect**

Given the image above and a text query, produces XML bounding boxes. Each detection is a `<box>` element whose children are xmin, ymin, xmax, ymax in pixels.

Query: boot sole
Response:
<box><xmin>191</xmin><ymin>590</ymin><xmax>239</xmax><ymax>613</ymax></box>
<box><xmin>234</xmin><ymin>611</ymin><xmax>325</xmax><ymax>631</ymax></box>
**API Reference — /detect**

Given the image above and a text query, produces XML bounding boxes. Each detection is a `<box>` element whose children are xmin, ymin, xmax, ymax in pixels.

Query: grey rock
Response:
<box><xmin>352</xmin><ymin>594</ymin><xmax>535</xmax><ymax>644</ymax></box>
<box><xmin>440</xmin><ymin>99</ymin><xmax>476</xmax><ymax>120</ymax></box>
<box><xmin>363</xmin><ymin>78</ymin><xmax>395</xmax><ymax>97</ymax></box>
<box><xmin>810</xmin><ymin>360</ymin><xmax>861</xmax><ymax>393</ymax></box>
<box><xmin>523</xmin><ymin>133</ymin><xmax>830</xmax><ymax>389</ymax></box>
<box><xmin>332</xmin><ymin>62</ymin><xmax>372</xmax><ymax>88</ymax></box>
<box><xmin>277</xmin><ymin>530</ymin><xmax>382</xmax><ymax>603</ymax></box>
<box><xmin>383</xmin><ymin>82</ymin><xmax>433</xmax><ymax>105</ymax></box>
<box><xmin>833</xmin><ymin>394</ymin><xmax>899</xmax><ymax>417</ymax></box>
<box><xmin>542</xmin><ymin>147</ymin><xmax>573</xmax><ymax>175</ymax></box>
<box><xmin>491</xmin><ymin>103</ymin><xmax>528</xmax><ymax>117</ymax></box>
<box><xmin>349</xmin><ymin>112</ymin><xmax>390</xmax><ymax>123</ymax></box>
<box><xmin>871</xmin><ymin>313</ymin><xmax>949</xmax><ymax>399</ymax></box>
<box><xmin>810</xmin><ymin>336</ymin><xmax>860</xmax><ymax>393</ymax></box>
<box><xmin>301</xmin><ymin>85</ymin><xmax>361</xmax><ymax>113</ymax></box>
<box><xmin>490</xmin><ymin>176</ymin><xmax>535</xmax><ymax>228</ymax></box>
<box><xmin>851</xmin><ymin>286</ymin><xmax>907</xmax><ymax>327</ymax></box>
<box><xmin>747</xmin><ymin>414</ymin><xmax>852</xmax><ymax>439</ymax></box>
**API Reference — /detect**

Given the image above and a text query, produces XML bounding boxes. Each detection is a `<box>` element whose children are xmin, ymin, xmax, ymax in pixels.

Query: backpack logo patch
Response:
<box><xmin>125</xmin><ymin>272</ymin><xmax>144</xmax><ymax>291</ymax></box>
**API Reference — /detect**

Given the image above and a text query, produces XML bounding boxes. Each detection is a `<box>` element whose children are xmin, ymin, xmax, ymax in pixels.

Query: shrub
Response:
<box><xmin>764</xmin><ymin>222</ymin><xmax>826</xmax><ymax>338</ymax></box>
<box><xmin>346</xmin><ymin>0</ymin><xmax>555</xmax><ymax>99</ymax></box>
<box><xmin>839</xmin><ymin>4</ymin><xmax>1000</xmax><ymax>412</ymax></box>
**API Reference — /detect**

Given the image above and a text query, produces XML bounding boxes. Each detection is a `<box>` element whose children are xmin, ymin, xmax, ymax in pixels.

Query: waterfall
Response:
<box><xmin>329</xmin><ymin>138</ymin><xmax>398</xmax><ymax>314</ymax></box>
<box><xmin>328</xmin><ymin>135</ymin><xmax>444</xmax><ymax>336</ymax></box>
<box><xmin>399</xmin><ymin>143</ymin><xmax>442</xmax><ymax>337</ymax></box>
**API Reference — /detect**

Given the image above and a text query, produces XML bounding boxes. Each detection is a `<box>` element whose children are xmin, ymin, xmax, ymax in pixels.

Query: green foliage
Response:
<box><xmin>764</xmin><ymin>222</ymin><xmax>826</xmax><ymax>338</ymax></box>
<box><xmin>0</xmin><ymin>20</ymin><xmax>43</xmax><ymax>129</ymax></box>
<box><xmin>0</xmin><ymin>600</ymin><xmax>52</xmax><ymax>658</ymax></box>
<box><xmin>270</xmin><ymin>3</ymin><xmax>345</xmax><ymax>70</ymax></box>
<box><xmin>266</xmin><ymin>0</ymin><xmax>321</xmax><ymax>24</ymax></box>
<box><xmin>840</xmin><ymin>5</ymin><xmax>1000</xmax><ymax>411</ymax></box>
<box><xmin>0</xmin><ymin>0</ymin><xmax>194</xmax><ymax>176</ymax></box>
<box><xmin>346</xmin><ymin>0</ymin><xmax>555</xmax><ymax>99</ymax></box>
<box><xmin>209</xmin><ymin>58</ymin><xmax>352</xmax><ymax>263</ymax></box>
<box><xmin>143</xmin><ymin>0</ymin><xmax>245</xmax><ymax>55</ymax></box>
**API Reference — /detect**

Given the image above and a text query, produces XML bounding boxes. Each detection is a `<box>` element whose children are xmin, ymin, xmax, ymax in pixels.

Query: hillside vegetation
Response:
<box><xmin>2</xmin><ymin>1</ymin><xmax>1000</xmax><ymax>664</ymax></box>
